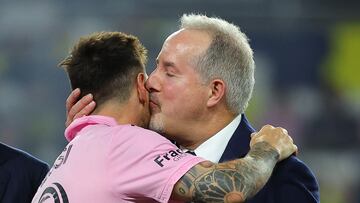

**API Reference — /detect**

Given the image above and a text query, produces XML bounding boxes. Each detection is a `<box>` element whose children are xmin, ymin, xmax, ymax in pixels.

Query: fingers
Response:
<box><xmin>66</xmin><ymin>88</ymin><xmax>81</xmax><ymax>114</ymax></box>
<box><xmin>281</xmin><ymin>128</ymin><xmax>288</xmax><ymax>134</ymax></box>
<box><xmin>294</xmin><ymin>145</ymin><xmax>299</xmax><ymax>156</ymax></box>
<box><xmin>251</xmin><ymin>124</ymin><xmax>297</xmax><ymax>161</ymax></box>
<box><xmin>250</xmin><ymin>133</ymin><xmax>256</xmax><ymax>147</ymax></box>
<box><xmin>250</xmin><ymin>132</ymin><xmax>256</xmax><ymax>138</ymax></box>
<box><xmin>261</xmin><ymin>124</ymin><xmax>275</xmax><ymax>130</ymax></box>
<box><xmin>65</xmin><ymin>91</ymin><xmax>96</xmax><ymax>127</ymax></box>
<box><xmin>73</xmin><ymin>101</ymin><xmax>96</xmax><ymax>120</ymax></box>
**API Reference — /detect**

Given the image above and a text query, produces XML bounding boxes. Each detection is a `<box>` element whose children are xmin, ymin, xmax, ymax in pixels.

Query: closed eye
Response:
<box><xmin>166</xmin><ymin>72</ymin><xmax>175</xmax><ymax>77</ymax></box>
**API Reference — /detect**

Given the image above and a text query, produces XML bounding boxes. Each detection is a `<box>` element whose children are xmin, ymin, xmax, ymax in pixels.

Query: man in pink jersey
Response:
<box><xmin>32</xmin><ymin>32</ymin><xmax>297</xmax><ymax>203</ymax></box>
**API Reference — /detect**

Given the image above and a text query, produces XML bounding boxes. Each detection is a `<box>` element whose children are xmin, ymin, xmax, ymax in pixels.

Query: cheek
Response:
<box><xmin>161</xmin><ymin>81</ymin><xmax>188</xmax><ymax>102</ymax></box>
<box><xmin>160</xmin><ymin>78</ymin><xmax>207</xmax><ymax>114</ymax></box>
<box><xmin>167</xmin><ymin>88</ymin><xmax>207</xmax><ymax>115</ymax></box>
<box><xmin>160</xmin><ymin>87</ymin><xmax>190</xmax><ymax>116</ymax></box>
<box><xmin>185</xmin><ymin>92</ymin><xmax>207</xmax><ymax>111</ymax></box>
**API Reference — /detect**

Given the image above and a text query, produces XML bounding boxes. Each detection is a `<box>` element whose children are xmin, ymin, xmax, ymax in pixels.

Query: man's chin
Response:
<box><xmin>149</xmin><ymin>123</ymin><xmax>163</xmax><ymax>133</ymax></box>
<box><xmin>149</xmin><ymin>103</ymin><xmax>160</xmax><ymax>113</ymax></box>
<box><xmin>149</xmin><ymin>116</ymin><xmax>164</xmax><ymax>134</ymax></box>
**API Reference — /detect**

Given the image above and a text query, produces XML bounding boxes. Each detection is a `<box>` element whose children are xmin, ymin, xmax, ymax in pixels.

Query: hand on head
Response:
<box><xmin>65</xmin><ymin>88</ymin><xmax>96</xmax><ymax>127</ymax></box>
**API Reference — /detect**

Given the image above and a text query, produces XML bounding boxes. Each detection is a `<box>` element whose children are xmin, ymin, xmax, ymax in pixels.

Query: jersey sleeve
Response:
<box><xmin>107</xmin><ymin>125</ymin><xmax>204</xmax><ymax>202</ymax></box>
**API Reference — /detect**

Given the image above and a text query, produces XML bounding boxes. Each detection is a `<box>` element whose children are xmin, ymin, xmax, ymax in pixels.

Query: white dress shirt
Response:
<box><xmin>190</xmin><ymin>114</ymin><xmax>242</xmax><ymax>163</ymax></box>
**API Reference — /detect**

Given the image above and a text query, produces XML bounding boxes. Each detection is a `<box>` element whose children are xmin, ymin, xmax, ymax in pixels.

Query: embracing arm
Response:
<box><xmin>65</xmin><ymin>90</ymin><xmax>298</xmax><ymax>202</ymax></box>
<box><xmin>173</xmin><ymin>142</ymin><xmax>278</xmax><ymax>202</ymax></box>
<box><xmin>172</xmin><ymin>125</ymin><xmax>297</xmax><ymax>203</ymax></box>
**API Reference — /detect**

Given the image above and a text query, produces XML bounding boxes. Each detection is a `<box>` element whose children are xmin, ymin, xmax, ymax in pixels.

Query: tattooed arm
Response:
<box><xmin>172</xmin><ymin>125</ymin><xmax>297</xmax><ymax>203</ymax></box>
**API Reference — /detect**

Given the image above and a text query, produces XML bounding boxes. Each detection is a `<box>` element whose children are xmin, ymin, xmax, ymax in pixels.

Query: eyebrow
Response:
<box><xmin>163</xmin><ymin>61</ymin><xmax>176</xmax><ymax>67</ymax></box>
<box><xmin>156</xmin><ymin>58</ymin><xmax>176</xmax><ymax>68</ymax></box>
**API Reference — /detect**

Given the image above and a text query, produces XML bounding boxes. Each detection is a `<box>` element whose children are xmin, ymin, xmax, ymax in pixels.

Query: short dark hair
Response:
<box><xmin>59</xmin><ymin>31</ymin><xmax>148</xmax><ymax>106</ymax></box>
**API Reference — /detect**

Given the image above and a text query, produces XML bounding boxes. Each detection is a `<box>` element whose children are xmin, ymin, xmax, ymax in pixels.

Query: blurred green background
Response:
<box><xmin>0</xmin><ymin>0</ymin><xmax>359</xmax><ymax>202</ymax></box>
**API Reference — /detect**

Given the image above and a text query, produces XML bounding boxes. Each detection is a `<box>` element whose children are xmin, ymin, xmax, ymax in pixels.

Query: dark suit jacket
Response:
<box><xmin>219</xmin><ymin>115</ymin><xmax>320</xmax><ymax>203</ymax></box>
<box><xmin>0</xmin><ymin>142</ymin><xmax>49</xmax><ymax>203</ymax></box>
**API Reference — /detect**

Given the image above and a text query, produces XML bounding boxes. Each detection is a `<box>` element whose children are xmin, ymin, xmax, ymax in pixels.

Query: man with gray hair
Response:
<box><xmin>67</xmin><ymin>14</ymin><xmax>319</xmax><ymax>203</ymax></box>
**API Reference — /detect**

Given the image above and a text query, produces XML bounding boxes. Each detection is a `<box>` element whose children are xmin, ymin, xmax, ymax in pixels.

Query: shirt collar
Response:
<box><xmin>193</xmin><ymin>114</ymin><xmax>242</xmax><ymax>163</ymax></box>
<box><xmin>64</xmin><ymin>115</ymin><xmax>118</xmax><ymax>142</ymax></box>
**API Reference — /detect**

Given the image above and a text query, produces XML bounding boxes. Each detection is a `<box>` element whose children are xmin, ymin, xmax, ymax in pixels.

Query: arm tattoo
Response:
<box><xmin>175</xmin><ymin>142</ymin><xmax>279</xmax><ymax>203</ymax></box>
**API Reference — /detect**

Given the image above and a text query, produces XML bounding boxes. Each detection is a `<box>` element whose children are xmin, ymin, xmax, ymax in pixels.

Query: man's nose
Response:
<box><xmin>145</xmin><ymin>70</ymin><xmax>160</xmax><ymax>93</ymax></box>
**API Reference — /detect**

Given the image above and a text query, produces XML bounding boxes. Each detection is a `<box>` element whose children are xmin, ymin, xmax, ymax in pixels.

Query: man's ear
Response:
<box><xmin>136</xmin><ymin>73</ymin><xmax>148</xmax><ymax>104</ymax></box>
<box><xmin>207</xmin><ymin>79</ymin><xmax>226</xmax><ymax>107</ymax></box>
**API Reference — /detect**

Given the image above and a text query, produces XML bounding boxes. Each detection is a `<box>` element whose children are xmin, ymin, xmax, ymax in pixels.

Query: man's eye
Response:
<box><xmin>166</xmin><ymin>72</ymin><xmax>174</xmax><ymax>77</ymax></box>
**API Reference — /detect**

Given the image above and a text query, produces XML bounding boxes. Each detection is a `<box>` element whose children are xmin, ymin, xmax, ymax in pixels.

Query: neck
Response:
<box><xmin>177</xmin><ymin>109</ymin><xmax>237</xmax><ymax>150</ymax></box>
<box><xmin>91</xmin><ymin>97</ymin><xmax>146</xmax><ymax>128</ymax></box>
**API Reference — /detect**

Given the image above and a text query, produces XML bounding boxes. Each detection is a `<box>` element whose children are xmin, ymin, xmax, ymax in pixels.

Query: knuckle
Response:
<box><xmin>273</xmin><ymin>128</ymin><xmax>281</xmax><ymax>134</ymax></box>
<box><xmin>276</xmin><ymin>127</ymin><xmax>285</xmax><ymax>134</ymax></box>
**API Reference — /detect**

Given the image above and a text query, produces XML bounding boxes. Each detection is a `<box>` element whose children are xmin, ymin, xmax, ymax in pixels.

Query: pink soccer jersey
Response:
<box><xmin>32</xmin><ymin>115</ymin><xmax>204</xmax><ymax>203</ymax></box>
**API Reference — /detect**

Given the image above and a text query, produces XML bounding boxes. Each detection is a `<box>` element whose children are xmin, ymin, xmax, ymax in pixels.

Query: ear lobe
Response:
<box><xmin>136</xmin><ymin>73</ymin><xmax>148</xmax><ymax>104</ymax></box>
<box><xmin>207</xmin><ymin>79</ymin><xmax>226</xmax><ymax>107</ymax></box>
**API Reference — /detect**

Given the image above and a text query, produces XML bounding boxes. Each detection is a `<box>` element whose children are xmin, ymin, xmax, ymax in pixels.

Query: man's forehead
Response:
<box><xmin>166</xmin><ymin>28</ymin><xmax>211</xmax><ymax>45</ymax></box>
<box><xmin>161</xmin><ymin>30</ymin><xmax>211</xmax><ymax>58</ymax></box>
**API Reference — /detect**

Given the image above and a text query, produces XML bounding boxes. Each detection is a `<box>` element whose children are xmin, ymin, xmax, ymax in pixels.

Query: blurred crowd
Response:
<box><xmin>0</xmin><ymin>0</ymin><xmax>359</xmax><ymax>202</ymax></box>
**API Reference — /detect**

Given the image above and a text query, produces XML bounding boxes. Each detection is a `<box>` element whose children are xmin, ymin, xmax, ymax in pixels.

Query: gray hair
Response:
<box><xmin>180</xmin><ymin>14</ymin><xmax>255</xmax><ymax>114</ymax></box>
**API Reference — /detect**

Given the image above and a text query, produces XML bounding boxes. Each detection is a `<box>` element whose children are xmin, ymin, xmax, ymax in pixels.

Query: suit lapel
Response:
<box><xmin>219</xmin><ymin>114</ymin><xmax>255</xmax><ymax>163</ymax></box>
<box><xmin>0</xmin><ymin>143</ymin><xmax>13</xmax><ymax>200</ymax></box>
